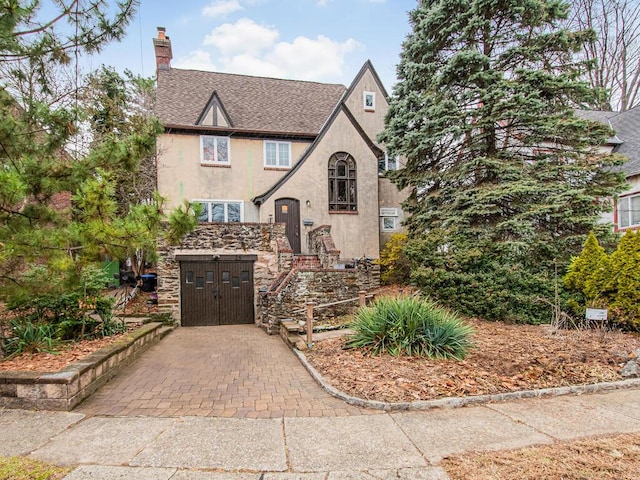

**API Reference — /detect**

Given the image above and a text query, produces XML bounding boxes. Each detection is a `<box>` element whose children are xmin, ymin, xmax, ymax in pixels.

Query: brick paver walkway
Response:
<box><xmin>78</xmin><ymin>326</ymin><xmax>376</xmax><ymax>418</ymax></box>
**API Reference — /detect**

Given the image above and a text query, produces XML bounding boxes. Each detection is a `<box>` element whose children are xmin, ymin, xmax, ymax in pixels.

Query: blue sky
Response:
<box><xmin>83</xmin><ymin>0</ymin><xmax>417</xmax><ymax>91</ymax></box>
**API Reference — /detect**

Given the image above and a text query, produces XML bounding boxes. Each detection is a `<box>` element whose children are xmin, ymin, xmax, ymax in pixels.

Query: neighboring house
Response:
<box><xmin>152</xmin><ymin>28</ymin><xmax>406</xmax><ymax>328</ymax></box>
<box><xmin>578</xmin><ymin>108</ymin><xmax>640</xmax><ymax>231</ymax></box>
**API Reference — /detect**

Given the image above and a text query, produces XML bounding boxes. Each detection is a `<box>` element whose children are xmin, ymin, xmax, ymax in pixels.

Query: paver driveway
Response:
<box><xmin>79</xmin><ymin>325</ymin><xmax>376</xmax><ymax>418</ymax></box>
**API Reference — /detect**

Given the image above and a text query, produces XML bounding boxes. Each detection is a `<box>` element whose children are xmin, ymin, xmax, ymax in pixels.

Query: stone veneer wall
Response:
<box><xmin>157</xmin><ymin>223</ymin><xmax>289</xmax><ymax>326</ymax></box>
<box><xmin>307</xmin><ymin>225</ymin><xmax>340</xmax><ymax>268</ymax></box>
<box><xmin>260</xmin><ymin>264</ymin><xmax>380</xmax><ymax>330</ymax></box>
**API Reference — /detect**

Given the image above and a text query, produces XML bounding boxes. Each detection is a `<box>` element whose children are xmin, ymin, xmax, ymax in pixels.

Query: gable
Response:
<box><xmin>342</xmin><ymin>60</ymin><xmax>390</xmax><ymax>147</ymax></box>
<box><xmin>197</xmin><ymin>91</ymin><xmax>233</xmax><ymax>128</ymax></box>
<box><xmin>252</xmin><ymin>102</ymin><xmax>383</xmax><ymax>206</ymax></box>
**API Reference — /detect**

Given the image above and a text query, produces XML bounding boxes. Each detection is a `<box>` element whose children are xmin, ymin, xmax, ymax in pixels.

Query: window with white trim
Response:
<box><xmin>618</xmin><ymin>193</ymin><xmax>640</xmax><ymax>229</ymax></box>
<box><xmin>195</xmin><ymin>200</ymin><xmax>243</xmax><ymax>223</ymax></box>
<box><xmin>381</xmin><ymin>217</ymin><xmax>397</xmax><ymax>232</ymax></box>
<box><xmin>380</xmin><ymin>207</ymin><xmax>398</xmax><ymax>232</ymax></box>
<box><xmin>264</xmin><ymin>141</ymin><xmax>291</xmax><ymax>168</ymax></box>
<box><xmin>363</xmin><ymin>91</ymin><xmax>375</xmax><ymax>111</ymax></box>
<box><xmin>200</xmin><ymin>136</ymin><xmax>230</xmax><ymax>165</ymax></box>
<box><xmin>378</xmin><ymin>152</ymin><xmax>399</xmax><ymax>174</ymax></box>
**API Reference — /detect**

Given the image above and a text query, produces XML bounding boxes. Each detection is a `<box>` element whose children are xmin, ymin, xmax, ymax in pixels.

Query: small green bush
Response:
<box><xmin>345</xmin><ymin>296</ymin><xmax>474</xmax><ymax>360</ymax></box>
<box><xmin>3</xmin><ymin>320</ymin><xmax>60</xmax><ymax>357</ymax></box>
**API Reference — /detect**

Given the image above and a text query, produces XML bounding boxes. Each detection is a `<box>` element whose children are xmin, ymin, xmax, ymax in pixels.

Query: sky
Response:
<box><xmin>82</xmin><ymin>0</ymin><xmax>417</xmax><ymax>92</ymax></box>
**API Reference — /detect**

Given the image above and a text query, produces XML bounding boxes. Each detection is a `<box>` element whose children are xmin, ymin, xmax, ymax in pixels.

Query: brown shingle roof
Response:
<box><xmin>155</xmin><ymin>68</ymin><xmax>347</xmax><ymax>135</ymax></box>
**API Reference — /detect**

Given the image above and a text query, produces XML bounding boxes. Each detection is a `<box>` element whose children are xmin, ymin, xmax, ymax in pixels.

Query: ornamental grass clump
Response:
<box><xmin>345</xmin><ymin>296</ymin><xmax>474</xmax><ymax>360</ymax></box>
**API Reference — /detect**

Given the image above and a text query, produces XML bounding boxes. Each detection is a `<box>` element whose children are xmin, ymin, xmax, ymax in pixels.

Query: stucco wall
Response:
<box><xmin>258</xmin><ymin>110</ymin><xmax>382</xmax><ymax>260</ymax></box>
<box><xmin>343</xmin><ymin>68</ymin><xmax>388</xmax><ymax>144</ymax></box>
<box><xmin>157</xmin><ymin>134</ymin><xmax>311</xmax><ymax>221</ymax></box>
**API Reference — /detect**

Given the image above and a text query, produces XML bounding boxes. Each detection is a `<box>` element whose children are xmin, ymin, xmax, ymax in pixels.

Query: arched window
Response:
<box><xmin>328</xmin><ymin>152</ymin><xmax>357</xmax><ymax>212</ymax></box>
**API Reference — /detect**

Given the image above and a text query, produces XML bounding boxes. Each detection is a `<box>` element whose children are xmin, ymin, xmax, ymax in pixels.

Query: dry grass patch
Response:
<box><xmin>442</xmin><ymin>433</ymin><xmax>640</xmax><ymax>480</ymax></box>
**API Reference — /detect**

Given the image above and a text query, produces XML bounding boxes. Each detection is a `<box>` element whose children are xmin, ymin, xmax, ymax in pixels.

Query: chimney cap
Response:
<box><xmin>157</xmin><ymin>26</ymin><xmax>167</xmax><ymax>40</ymax></box>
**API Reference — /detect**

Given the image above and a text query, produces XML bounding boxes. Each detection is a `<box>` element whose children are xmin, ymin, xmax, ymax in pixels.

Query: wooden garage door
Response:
<box><xmin>180</xmin><ymin>259</ymin><xmax>254</xmax><ymax>326</ymax></box>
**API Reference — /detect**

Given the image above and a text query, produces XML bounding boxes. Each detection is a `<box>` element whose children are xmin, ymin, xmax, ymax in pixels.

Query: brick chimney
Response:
<box><xmin>153</xmin><ymin>27</ymin><xmax>172</xmax><ymax>71</ymax></box>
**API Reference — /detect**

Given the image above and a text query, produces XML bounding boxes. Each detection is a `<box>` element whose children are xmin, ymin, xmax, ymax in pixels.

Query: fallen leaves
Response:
<box><xmin>306</xmin><ymin>318</ymin><xmax>640</xmax><ymax>402</ymax></box>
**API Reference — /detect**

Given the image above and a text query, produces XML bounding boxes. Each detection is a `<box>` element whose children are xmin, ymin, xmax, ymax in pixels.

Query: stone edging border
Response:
<box><xmin>294</xmin><ymin>349</ymin><xmax>640</xmax><ymax>410</ymax></box>
<box><xmin>0</xmin><ymin>322</ymin><xmax>172</xmax><ymax>411</ymax></box>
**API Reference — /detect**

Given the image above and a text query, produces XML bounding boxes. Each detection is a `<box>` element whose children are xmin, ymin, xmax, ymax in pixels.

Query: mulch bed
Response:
<box><xmin>305</xmin><ymin>318</ymin><xmax>640</xmax><ymax>403</ymax></box>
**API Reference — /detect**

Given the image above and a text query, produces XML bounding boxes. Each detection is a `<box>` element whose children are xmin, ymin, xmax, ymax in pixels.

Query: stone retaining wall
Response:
<box><xmin>260</xmin><ymin>264</ymin><xmax>380</xmax><ymax>331</ymax></box>
<box><xmin>0</xmin><ymin>323</ymin><xmax>167</xmax><ymax>411</ymax></box>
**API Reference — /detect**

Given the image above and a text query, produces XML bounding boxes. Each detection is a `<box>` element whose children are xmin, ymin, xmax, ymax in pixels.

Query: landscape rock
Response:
<box><xmin>620</xmin><ymin>360</ymin><xmax>640</xmax><ymax>378</ymax></box>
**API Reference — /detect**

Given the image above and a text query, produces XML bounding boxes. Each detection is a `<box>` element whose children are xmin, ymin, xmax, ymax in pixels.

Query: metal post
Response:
<box><xmin>306</xmin><ymin>301</ymin><xmax>315</xmax><ymax>348</ymax></box>
<box><xmin>358</xmin><ymin>290</ymin><xmax>367</xmax><ymax>307</ymax></box>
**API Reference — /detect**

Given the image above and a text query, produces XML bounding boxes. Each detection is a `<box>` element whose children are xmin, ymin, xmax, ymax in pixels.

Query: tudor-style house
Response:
<box><xmin>152</xmin><ymin>28</ymin><xmax>406</xmax><ymax>328</ymax></box>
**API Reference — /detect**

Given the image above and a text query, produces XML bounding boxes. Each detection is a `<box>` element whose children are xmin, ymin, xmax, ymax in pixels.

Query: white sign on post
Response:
<box><xmin>585</xmin><ymin>308</ymin><xmax>608</xmax><ymax>321</ymax></box>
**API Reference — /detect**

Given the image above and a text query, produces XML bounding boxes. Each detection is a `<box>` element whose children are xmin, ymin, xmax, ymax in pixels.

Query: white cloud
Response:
<box><xmin>172</xmin><ymin>49</ymin><xmax>218</xmax><ymax>71</ymax></box>
<box><xmin>202</xmin><ymin>0</ymin><xmax>243</xmax><ymax>17</ymax></box>
<box><xmin>266</xmin><ymin>35</ymin><xmax>361</xmax><ymax>80</ymax></box>
<box><xmin>175</xmin><ymin>18</ymin><xmax>362</xmax><ymax>82</ymax></box>
<box><xmin>203</xmin><ymin>18</ymin><xmax>279</xmax><ymax>56</ymax></box>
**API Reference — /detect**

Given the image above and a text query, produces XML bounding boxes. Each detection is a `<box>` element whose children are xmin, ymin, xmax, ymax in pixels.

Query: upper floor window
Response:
<box><xmin>201</xmin><ymin>136</ymin><xmax>230</xmax><ymax>165</ymax></box>
<box><xmin>264</xmin><ymin>141</ymin><xmax>291</xmax><ymax>168</ymax></box>
<box><xmin>195</xmin><ymin>200</ymin><xmax>242</xmax><ymax>223</ymax></box>
<box><xmin>328</xmin><ymin>152</ymin><xmax>357</xmax><ymax>212</ymax></box>
<box><xmin>363</xmin><ymin>91</ymin><xmax>375</xmax><ymax>111</ymax></box>
<box><xmin>378</xmin><ymin>152</ymin><xmax>399</xmax><ymax>174</ymax></box>
<box><xmin>618</xmin><ymin>193</ymin><xmax>640</xmax><ymax>229</ymax></box>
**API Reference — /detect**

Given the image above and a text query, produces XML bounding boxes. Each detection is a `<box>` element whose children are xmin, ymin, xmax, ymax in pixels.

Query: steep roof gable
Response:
<box><xmin>196</xmin><ymin>91</ymin><xmax>233</xmax><ymax>128</ymax></box>
<box><xmin>155</xmin><ymin>69</ymin><xmax>347</xmax><ymax>135</ymax></box>
<box><xmin>252</xmin><ymin>61</ymin><xmax>387</xmax><ymax>206</ymax></box>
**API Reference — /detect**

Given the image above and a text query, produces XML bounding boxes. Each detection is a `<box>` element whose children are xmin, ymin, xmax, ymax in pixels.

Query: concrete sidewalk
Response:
<box><xmin>2</xmin><ymin>387</ymin><xmax>640</xmax><ymax>479</ymax></box>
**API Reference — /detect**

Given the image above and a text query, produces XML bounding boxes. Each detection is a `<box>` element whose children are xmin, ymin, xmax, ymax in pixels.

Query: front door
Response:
<box><xmin>275</xmin><ymin>198</ymin><xmax>301</xmax><ymax>253</ymax></box>
<box><xmin>180</xmin><ymin>259</ymin><xmax>254</xmax><ymax>326</ymax></box>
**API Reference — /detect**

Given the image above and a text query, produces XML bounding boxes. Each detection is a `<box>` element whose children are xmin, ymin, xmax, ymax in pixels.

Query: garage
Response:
<box><xmin>178</xmin><ymin>255</ymin><xmax>256</xmax><ymax>326</ymax></box>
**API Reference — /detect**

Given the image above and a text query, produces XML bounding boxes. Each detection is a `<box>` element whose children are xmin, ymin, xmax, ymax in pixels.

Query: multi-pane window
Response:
<box><xmin>328</xmin><ymin>152</ymin><xmax>357</xmax><ymax>212</ymax></box>
<box><xmin>196</xmin><ymin>200</ymin><xmax>242</xmax><ymax>223</ymax></box>
<box><xmin>378</xmin><ymin>152</ymin><xmax>399</xmax><ymax>174</ymax></box>
<box><xmin>618</xmin><ymin>194</ymin><xmax>640</xmax><ymax>229</ymax></box>
<box><xmin>200</xmin><ymin>136</ymin><xmax>230</xmax><ymax>164</ymax></box>
<box><xmin>264</xmin><ymin>141</ymin><xmax>291</xmax><ymax>168</ymax></box>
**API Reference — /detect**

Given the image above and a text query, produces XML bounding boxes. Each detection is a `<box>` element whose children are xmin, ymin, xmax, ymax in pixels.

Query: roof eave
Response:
<box><xmin>162</xmin><ymin>123</ymin><xmax>318</xmax><ymax>140</ymax></box>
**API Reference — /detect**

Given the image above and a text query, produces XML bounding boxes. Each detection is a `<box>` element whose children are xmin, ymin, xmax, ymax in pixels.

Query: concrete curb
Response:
<box><xmin>294</xmin><ymin>349</ymin><xmax>640</xmax><ymax>411</ymax></box>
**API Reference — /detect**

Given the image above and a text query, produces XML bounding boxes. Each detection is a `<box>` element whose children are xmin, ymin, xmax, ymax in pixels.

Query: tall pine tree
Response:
<box><xmin>381</xmin><ymin>0</ymin><xmax>627</xmax><ymax>322</ymax></box>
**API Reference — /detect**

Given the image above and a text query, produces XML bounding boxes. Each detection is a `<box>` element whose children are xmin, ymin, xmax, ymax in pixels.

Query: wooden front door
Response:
<box><xmin>180</xmin><ymin>259</ymin><xmax>254</xmax><ymax>326</ymax></box>
<box><xmin>275</xmin><ymin>198</ymin><xmax>301</xmax><ymax>254</ymax></box>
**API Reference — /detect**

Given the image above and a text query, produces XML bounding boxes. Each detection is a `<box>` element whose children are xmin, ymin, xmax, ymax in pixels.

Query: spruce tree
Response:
<box><xmin>380</xmin><ymin>0</ymin><xmax>627</xmax><ymax>322</ymax></box>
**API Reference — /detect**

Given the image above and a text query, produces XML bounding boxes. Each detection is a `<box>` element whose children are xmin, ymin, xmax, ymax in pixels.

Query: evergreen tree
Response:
<box><xmin>0</xmin><ymin>2</ymin><xmax>195</xmax><ymax>302</ymax></box>
<box><xmin>609</xmin><ymin>230</ymin><xmax>640</xmax><ymax>325</ymax></box>
<box><xmin>564</xmin><ymin>231</ymin><xmax>609</xmax><ymax>299</ymax></box>
<box><xmin>380</xmin><ymin>0</ymin><xmax>627</xmax><ymax>322</ymax></box>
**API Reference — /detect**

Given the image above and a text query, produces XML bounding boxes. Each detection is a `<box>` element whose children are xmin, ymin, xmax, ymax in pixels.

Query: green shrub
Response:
<box><xmin>564</xmin><ymin>231</ymin><xmax>611</xmax><ymax>300</ymax></box>
<box><xmin>345</xmin><ymin>296</ymin><xmax>474</xmax><ymax>360</ymax></box>
<box><xmin>609</xmin><ymin>230</ymin><xmax>640</xmax><ymax>327</ymax></box>
<box><xmin>3</xmin><ymin>320</ymin><xmax>60</xmax><ymax>357</ymax></box>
